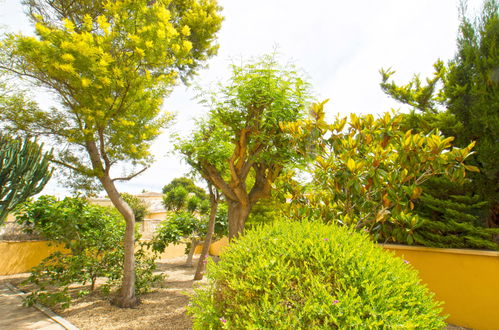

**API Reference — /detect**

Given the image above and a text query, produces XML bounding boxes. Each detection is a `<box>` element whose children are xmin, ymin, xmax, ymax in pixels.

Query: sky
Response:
<box><xmin>0</xmin><ymin>0</ymin><xmax>484</xmax><ymax>196</ymax></box>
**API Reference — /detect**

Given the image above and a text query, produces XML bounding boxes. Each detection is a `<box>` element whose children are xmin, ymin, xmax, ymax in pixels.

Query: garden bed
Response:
<box><xmin>2</xmin><ymin>256</ymin><xmax>207</xmax><ymax>330</ymax></box>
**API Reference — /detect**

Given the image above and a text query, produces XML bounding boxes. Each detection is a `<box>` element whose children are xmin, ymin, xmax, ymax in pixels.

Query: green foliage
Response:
<box><xmin>151</xmin><ymin>206</ymin><xmax>228</xmax><ymax>253</ymax></box>
<box><xmin>0</xmin><ymin>0</ymin><xmax>223</xmax><ymax>188</ymax></box>
<box><xmin>15</xmin><ymin>196</ymin><xmax>160</xmax><ymax>308</ymax></box>
<box><xmin>444</xmin><ymin>0</ymin><xmax>499</xmax><ymax>223</ymax></box>
<box><xmin>162</xmin><ymin>177</ymin><xmax>209</xmax><ymax>214</ymax></box>
<box><xmin>0</xmin><ymin>134</ymin><xmax>53</xmax><ymax>224</ymax></box>
<box><xmin>121</xmin><ymin>193</ymin><xmax>148</xmax><ymax>222</ymax></box>
<box><xmin>212</xmin><ymin>202</ymin><xmax>228</xmax><ymax>237</ymax></box>
<box><xmin>245</xmin><ymin>197</ymin><xmax>285</xmax><ymax>230</ymax></box>
<box><xmin>151</xmin><ymin>211</ymin><xmax>201</xmax><ymax>253</ymax></box>
<box><xmin>282</xmin><ymin>102</ymin><xmax>475</xmax><ymax>245</ymax></box>
<box><xmin>177</xmin><ymin>54</ymin><xmax>313</xmax><ymax>238</ymax></box>
<box><xmin>188</xmin><ymin>220</ymin><xmax>446</xmax><ymax>329</ymax></box>
<box><xmin>412</xmin><ymin>177</ymin><xmax>499</xmax><ymax>250</ymax></box>
<box><xmin>380</xmin><ymin>0</ymin><xmax>499</xmax><ymax>225</ymax></box>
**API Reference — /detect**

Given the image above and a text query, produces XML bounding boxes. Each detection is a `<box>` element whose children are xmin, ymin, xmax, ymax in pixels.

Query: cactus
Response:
<box><xmin>0</xmin><ymin>134</ymin><xmax>53</xmax><ymax>224</ymax></box>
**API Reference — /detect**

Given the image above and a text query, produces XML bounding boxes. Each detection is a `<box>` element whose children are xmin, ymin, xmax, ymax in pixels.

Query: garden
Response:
<box><xmin>0</xmin><ymin>0</ymin><xmax>498</xmax><ymax>329</ymax></box>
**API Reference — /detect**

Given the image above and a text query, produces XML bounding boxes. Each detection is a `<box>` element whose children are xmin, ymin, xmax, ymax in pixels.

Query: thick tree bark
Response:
<box><xmin>194</xmin><ymin>185</ymin><xmax>219</xmax><ymax>280</ymax></box>
<box><xmin>101</xmin><ymin>175</ymin><xmax>139</xmax><ymax>308</ymax></box>
<box><xmin>227</xmin><ymin>200</ymin><xmax>251</xmax><ymax>240</ymax></box>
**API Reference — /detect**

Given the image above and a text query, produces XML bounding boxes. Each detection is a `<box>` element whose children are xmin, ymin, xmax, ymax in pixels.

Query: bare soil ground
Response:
<box><xmin>1</xmin><ymin>256</ymin><xmax>207</xmax><ymax>330</ymax></box>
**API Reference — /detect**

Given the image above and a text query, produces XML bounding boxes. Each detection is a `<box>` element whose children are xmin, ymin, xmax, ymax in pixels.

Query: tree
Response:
<box><xmin>16</xmin><ymin>196</ymin><xmax>161</xmax><ymax>308</ymax></box>
<box><xmin>282</xmin><ymin>101</ymin><xmax>476</xmax><ymax>245</ymax></box>
<box><xmin>120</xmin><ymin>193</ymin><xmax>148</xmax><ymax>222</ymax></box>
<box><xmin>0</xmin><ymin>134</ymin><xmax>53</xmax><ymax>224</ymax></box>
<box><xmin>178</xmin><ymin>55</ymin><xmax>312</xmax><ymax>239</ymax></box>
<box><xmin>193</xmin><ymin>182</ymin><xmax>221</xmax><ymax>280</ymax></box>
<box><xmin>162</xmin><ymin>177</ymin><xmax>209</xmax><ymax>213</ymax></box>
<box><xmin>411</xmin><ymin>177</ymin><xmax>498</xmax><ymax>250</ymax></box>
<box><xmin>380</xmin><ymin>0</ymin><xmax>499</xmax><ymax>226</ymax></box>
<box><xmin>0</xmin><ymin>0</ymin><xmax>222</xmax><ymax>307</ymax></box>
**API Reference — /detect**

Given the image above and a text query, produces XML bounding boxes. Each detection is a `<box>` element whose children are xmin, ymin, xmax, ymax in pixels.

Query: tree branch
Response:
<box><xmin>201</xmin><ymin>161</ymin><xmax>239</xmax><ymax>202</ymax></box>
<box><xmin>111</xmin><ymin>167</ymin><xmax>149</xmax><ymax>182</ymax></box>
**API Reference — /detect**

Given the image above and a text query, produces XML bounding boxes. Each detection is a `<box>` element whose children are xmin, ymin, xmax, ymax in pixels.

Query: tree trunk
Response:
<box><xmin>185</xmin><ymin>237</ymin><xmax>199</xmax><ymax>267</ymax></box>
<box><xmin>194</xmin><ymin>187</ymin><xmax>219</xmax><ymax>281</ymax></box>
<box><xmin>101</xmin><ymin>175</ymin><xmax>139</xmax><ymax>308</ymax></box>
<box><xmin>227</xmin><ymin>200</ymin><xmax>250</xmax><ymax>240</ymax></box>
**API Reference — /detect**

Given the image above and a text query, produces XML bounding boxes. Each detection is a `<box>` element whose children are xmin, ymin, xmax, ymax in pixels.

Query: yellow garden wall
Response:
<box><xmin>0</xmin><ymin>241</ymin><xmax>69</xmax><ymax>275</ymax></box>
<box><xmin>0</xmin><ymin>240</ymin><xmax>189</xmax><ymax>276</ymax></box>
<box><xmin>382</xmin><ymin>244</ymin><xmax>499</xmax><ymax>330</ymax></box>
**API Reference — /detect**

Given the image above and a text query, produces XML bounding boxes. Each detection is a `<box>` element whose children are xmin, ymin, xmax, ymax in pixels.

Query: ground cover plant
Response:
<box><xmin>16</xmin><ymin>196</ymin><xmax>161</xmax><ymax>308</ymax></box>
<box><xmin>189</xmin><ymin>219</ymin><xmax>446</xmax><ymax>329</ymax></box>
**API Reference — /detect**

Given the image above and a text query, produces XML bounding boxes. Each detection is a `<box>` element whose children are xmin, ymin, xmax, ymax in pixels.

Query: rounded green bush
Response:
<box><xmin>188</xmin><ymin>220</ymin><xmax>446</xmax><ymax>329</ymax></box>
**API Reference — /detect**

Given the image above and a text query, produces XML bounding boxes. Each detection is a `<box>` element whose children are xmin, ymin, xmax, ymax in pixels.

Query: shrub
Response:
<box><xmin>151</xmin><ymin>207</ymin><xmax>228</xmax><ymax>254</ymax></box>
<box><xmin>121</xmin><ymin>193</ymin><xmax>148</xmax><ymax>222</ymax></box>
<box><xmin>188</xmin><ymin>220</ymin><xmax>446</xmax><ymax>329</ymax></box>
<box><xmin>16</xmin><ymin>196</ymin><xmax>161</xmax><ymax>308</ymax></box>
<box><xmin>151</xmin><ymin>211</ymin><xmax>202</xmax><ymax>253</ymax></box>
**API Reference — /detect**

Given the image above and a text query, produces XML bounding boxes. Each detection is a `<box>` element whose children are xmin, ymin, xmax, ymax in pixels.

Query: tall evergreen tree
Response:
<box><xmin>412</xmin><ymin>177</ymin><xmax>498</xmax><ymax>250</ymax></box>
<box><xmin>380</xmin><ymin>0</ymin><xmax>499</xmax><ymax>228</ymax></box>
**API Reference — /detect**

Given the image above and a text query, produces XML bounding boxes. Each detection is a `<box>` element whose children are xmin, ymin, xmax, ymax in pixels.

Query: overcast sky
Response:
<box><xmin>0</xmin><ymin>0</ymin><xmax>484</xmax><ymax>196</ymax></box>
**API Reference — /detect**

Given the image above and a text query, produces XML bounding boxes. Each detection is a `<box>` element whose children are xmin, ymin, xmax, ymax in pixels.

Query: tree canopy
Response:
<box><xmin>380</xmin><ymin>0</ymin><xmax>498</xmax><ymax>226</ymax></box>
<box><xmin>0</xmin><ymin>0</ymin><xmax>222</xmax><ymax>307</ymax></box>
<box><xmin>162</xmin><ymin>176</ymin><xmax>209</xmax><ymax>213</ymax></box>
<box><xmin>178</xmin><ymin>54</ymin><xmax>312</xmax><ymax>239</ymax></box>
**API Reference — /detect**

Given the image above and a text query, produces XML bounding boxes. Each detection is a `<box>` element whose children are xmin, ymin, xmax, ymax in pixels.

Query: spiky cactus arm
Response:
<box><xmin>0</xmin><ymin>134</ymin><xmax>53</xmax><ymax>224</ymax></box>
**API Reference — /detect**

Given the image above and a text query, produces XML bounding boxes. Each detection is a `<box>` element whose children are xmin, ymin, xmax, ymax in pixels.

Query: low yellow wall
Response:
<box><xmin>382</xmin><ymin>244</ymin><xmax>499</xmax><ymax>330</ymax></box>
<box><xmin>0</xmin><ymin>240</ymin><xmax>189</xmax><ymax>275</ymax></box>
<box><xmin>193</xmin><ymin>237</ymin><xmax>229</xmax><ymax>256</ymax></box>
<box><xmin>0</xmin><ymin>241</ymin><xmax>69</xmax><ymax>275</ymax></box>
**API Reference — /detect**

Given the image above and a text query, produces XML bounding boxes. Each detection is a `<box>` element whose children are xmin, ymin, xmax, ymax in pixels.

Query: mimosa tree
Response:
<box><xmin>0</xmin><ymin>0</ymin><xmax>222</xmax><ymax>307</ymax></box>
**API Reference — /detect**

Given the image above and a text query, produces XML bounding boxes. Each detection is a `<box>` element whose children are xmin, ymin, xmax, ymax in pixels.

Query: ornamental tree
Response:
<box><xmin>0</xmin><ymin>0</ymin><xmax>222</xmax><ymax>307</ymax></box>
<box><xmin>162</xmin><ymin>176</ymin><xmax>209</xmax><ymax>213</ymax></box>
<box><xmin>178</xmin><ymin>55</ymin><xmax>312</xmax><ymax>239</ymax></box>
<box><xmin>282</xmin><ymin>101</ymin><xmax>476</xmax><ymax>244</ymax></box>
